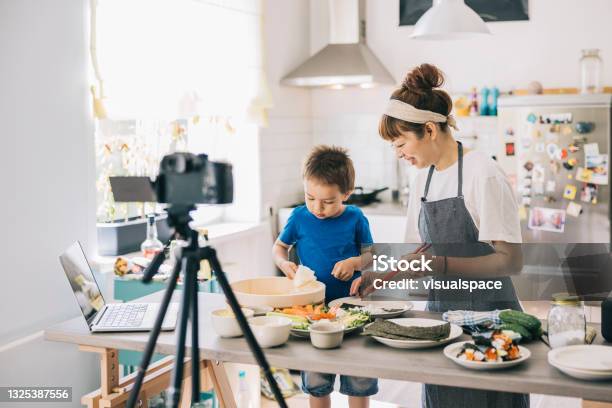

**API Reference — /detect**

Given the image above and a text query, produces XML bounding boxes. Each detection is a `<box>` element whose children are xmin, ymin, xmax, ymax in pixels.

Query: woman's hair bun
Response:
<box><xmin>402</xmin><ymin>63</ymin><xmax>445</xmax><ymax>94</ymax></box>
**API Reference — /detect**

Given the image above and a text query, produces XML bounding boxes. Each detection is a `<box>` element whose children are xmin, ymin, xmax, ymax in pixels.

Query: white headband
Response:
<box><xmin>384</xmin><ymin>99</ymin><xmax>458</xmax><ymax>131</ymax></box>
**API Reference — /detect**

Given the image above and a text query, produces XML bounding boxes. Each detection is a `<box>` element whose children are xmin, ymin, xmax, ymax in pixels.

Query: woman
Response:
<box><xmin>351</xmin><ymin>64</ymin><xmax>528</xmax><ymax>408</ymax></box>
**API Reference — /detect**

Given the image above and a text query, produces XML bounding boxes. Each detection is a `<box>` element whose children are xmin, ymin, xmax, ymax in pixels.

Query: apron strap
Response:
<box><xmin>457</xmin><ymin>141</ymin><xmax>463</xmax><ymax>197</ymax></box>
<box><xmin>421</xmin><ymin>141</ymin><xmax>464</xmax><ymax>202</ymax></box>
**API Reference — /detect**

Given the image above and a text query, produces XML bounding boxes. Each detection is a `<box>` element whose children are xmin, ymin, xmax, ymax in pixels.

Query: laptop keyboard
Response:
<box><xmin>99</xmin><ymin>304</ymin><xmax>148</xmax><ymax>328</ymax></box>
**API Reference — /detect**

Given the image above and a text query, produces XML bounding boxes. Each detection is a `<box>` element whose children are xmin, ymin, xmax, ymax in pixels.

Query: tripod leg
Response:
<box><xmin>168</xmin><ymin>257</ymin><xmax>192</xmax><ymax>408</ymax></box>
<box><xmin>188</xmin><ymin>256</ymin><xmax>201</xmax><ymax>403</ymax></box>
<box><xmin>127</xmin><ymin>256</ymin><xmax>182</xmax><ymax>408</ymax></box>
<box><xmin>204</xmin><ymin>247</ymin><xmax>288</xmax><ymax>408</ymax></box>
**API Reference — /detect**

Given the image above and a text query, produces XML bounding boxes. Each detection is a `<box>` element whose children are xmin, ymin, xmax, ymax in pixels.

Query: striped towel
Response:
<box><xmin>442</xmin><ymin>310</ymin><xmax>504</xmax><ymax>327</ymax></box>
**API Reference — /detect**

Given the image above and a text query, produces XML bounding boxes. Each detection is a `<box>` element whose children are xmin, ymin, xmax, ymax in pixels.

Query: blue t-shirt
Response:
<box><xmin>278</xmin><ymin>205</ymin><xmax>373</xmax><ymax>301</ymax></box>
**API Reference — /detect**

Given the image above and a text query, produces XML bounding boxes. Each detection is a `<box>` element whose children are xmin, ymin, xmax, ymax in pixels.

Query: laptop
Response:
<box><xmin>59</xmin><ymin>241</ymin><xmax>179</xmax><ymax>332</ymax></box>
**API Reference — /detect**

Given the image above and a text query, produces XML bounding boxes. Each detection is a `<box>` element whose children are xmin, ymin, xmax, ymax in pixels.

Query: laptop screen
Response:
<box><xmin>59</xmin><ymin>242</ymin><xmax>106</xmax><ymax>325</ymax></box>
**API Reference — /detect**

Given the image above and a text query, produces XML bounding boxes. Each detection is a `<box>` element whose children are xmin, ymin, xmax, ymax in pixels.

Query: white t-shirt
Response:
<box><xmin>405</xmin><ymin>150</ymin><xmax>522</xmax><ymax>244</ymax></box>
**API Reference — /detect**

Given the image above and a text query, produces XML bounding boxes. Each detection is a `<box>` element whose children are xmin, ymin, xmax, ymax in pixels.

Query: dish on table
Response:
<box><xmin>364</xmin><ymin>318</ymin><xmax>462</xmax><ymax>349</ymax></box>
<box><xmin>282</xmin><ymin>310</ymin><xmax>370</xmax><ymax>338</ymax></box>
<box><xmin>328</xmin><ymin>297</ymin><xmax>413</xmax><ymax>319</ymax></box>
<box><xmin>247</xmin><ymin>316</ymin><xmax>292</xmax><ymax>348</ymax></box>
<box><xmin>548</xmin><ymin>345</ymin><xmax>612</xmax><ymax>380</ymax></box>
<box><xmin>444</xmin><ymin>340</ymin><xmax>530</xmax><ymax>370</ymax></box>
<box><xmin>210</xmin><ymin>308</ymin><xmax>255</xmax><ymax>338</ymax></box>
<box><xmin>309</xmin><ymin>321</ymin><xmax>345</xmax><ymax>349</ymax></box>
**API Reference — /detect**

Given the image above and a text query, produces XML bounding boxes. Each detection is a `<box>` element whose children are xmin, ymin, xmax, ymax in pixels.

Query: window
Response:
<box><xmin>92</xmin><ymin>0</ymin><xmax>267</xmax><ymax>223</ymax></box>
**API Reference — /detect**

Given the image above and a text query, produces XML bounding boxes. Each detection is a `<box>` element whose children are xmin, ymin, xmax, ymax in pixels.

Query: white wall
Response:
<box><xmin>307</xmin><ymin>0</ymin><xmax>612</xmax><ymax>191</ymax></box>
<box><xmin>260</xmin><ymin>0</ymin><xmax>314</xmax><ymax>219</ymax></box>
<box><xmin>314</xmin><ymin>0</ymin><xmax>612</xmax><ymax>92</ymax></box>
<box><xmin>0</xmin><ymin>0</ymin><xmax>99</xmax><ymax>403</ymax></box>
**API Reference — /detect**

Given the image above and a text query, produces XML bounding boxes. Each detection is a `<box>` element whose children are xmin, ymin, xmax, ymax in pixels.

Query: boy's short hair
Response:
<box><xmin>303</xmin><ymin>145</ymin><xmax>355</xmax><ymax>194</ymax></box>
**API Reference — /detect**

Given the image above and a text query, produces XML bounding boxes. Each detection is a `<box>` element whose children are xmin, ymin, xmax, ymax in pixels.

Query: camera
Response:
<box><xmin>109</xmin><ymin>152</ymin><xmax>233</xmax><ymax>205</ymax></box>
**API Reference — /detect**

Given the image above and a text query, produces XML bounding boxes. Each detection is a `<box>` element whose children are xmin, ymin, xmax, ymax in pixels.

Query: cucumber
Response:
<box><xmin>499</xmin><ymin>323</ymin><xmax>532</xmax><ymax>341</ymax></box>
<box><xmin>266</xmin><ymin>312</ymin><xmax>308</xmax><ymax>324</ymax></box>
<box><xmin>499</xmin><ymin>310</ymin><xmax>541</xmax><ymax>334</ymax></box>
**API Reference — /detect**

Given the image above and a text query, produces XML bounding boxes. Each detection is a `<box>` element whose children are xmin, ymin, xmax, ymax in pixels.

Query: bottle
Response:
<box><xmin>547</xmin><ymin>293</ymin><xmax>586</xmax><ymax>349</ymax></box>
<box><xmin>580</xmin><ymin>49</ymin><xmax>603</xmax><ymax>94</ymax></box>
<box><xmin>469</xmin><ymin>87</ymin><xmax>479</xmax><ymax>116</ymax></box>
<box><xmin>236</xmin><ymin>370</ymin><xmax>252</xmax><ymax>408</ymax></box>
<box><xmin>140</xmin><ymin>214</ymin><xmax>164</xmax><ymax>259</ymax></box>
<box><xmin>479</xmin><ymin>87</ymin><xmax>490</xmax><ymax>116</ymax></box>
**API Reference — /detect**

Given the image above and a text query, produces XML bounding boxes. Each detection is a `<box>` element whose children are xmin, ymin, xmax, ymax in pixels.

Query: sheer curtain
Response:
<box><xmin>93</xmin><ymin>0</ymin><xmax>268</xmax><ymax>223</ymax></box>
<box><xmin>95</xmin><ymin>0</ymin><xmax>263</xmax><ymax>119</ymax></box>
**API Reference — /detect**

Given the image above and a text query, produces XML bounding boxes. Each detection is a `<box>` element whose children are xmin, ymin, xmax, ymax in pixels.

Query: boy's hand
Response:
<box><xmin>349</xmin><ymin>271</ymin><xmax>377</xmax><ymax>297</ymax></box>
<box><xmin>332</xmin><ymin>258</ymin><xmax>356</xmax><ymax>281</ymax></box>
<box><xmin>279</xmin><ymin>261</ymin><xmax>298</xmax><ymax>279</ymax></box>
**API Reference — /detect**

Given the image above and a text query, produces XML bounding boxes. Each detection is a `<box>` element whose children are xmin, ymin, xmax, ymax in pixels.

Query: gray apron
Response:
<box><xmin>419</xmin><ymin>142</ymin><xmax>528</xmax><ymax>408</ymax></box>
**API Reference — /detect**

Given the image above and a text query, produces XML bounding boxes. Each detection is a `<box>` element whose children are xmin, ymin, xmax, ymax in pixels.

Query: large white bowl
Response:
<box><xmin>248</xmin><ymin>316</ymin><xmax>292</xmax><ymax>348</ymax></box>
<box><xmin>211</xmin><ymin>308</ymin><xmax>254</xmax><ymax>338</ymax></box>
<box><xmin>231</xmin><ymin>276</ymin><xmax>325</xmax><ymax>308</ymax></box>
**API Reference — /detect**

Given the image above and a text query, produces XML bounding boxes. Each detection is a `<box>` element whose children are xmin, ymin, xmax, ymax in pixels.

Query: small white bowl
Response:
<box><xmin>211</xmin><ymin>308</ymin><xmax>254</xmax><ymax>338</ymax></box>
<box><xmin>310</xmin><ymin>320</ymin><xmax>345</xmax><ymax>349</ymax></box>
<box><xmin>248</xmin><ymin>316</ymin><xmax>292</xmax><ymax>348</ymax></box>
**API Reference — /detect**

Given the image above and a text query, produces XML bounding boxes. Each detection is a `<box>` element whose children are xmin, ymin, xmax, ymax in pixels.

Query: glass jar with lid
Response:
<box><xmin>547</xmin><ymin>293</ymin><xmax>586</xmax><ymax>349</ymax></box>
<box><xmin>580</xmin><ymin>49</ymin><xmax>603</xmax><ymax>94</ymax></box>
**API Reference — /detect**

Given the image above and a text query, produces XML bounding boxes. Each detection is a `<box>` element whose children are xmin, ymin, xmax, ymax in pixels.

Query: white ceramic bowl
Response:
<box><xmin>310</xmin><ymin>321</ymin><xmax>345</xmax><ymax>349</ymax></box>
<box><xmin>211</xmin><ymin>308</ymin><xmax>254</xmax><ymax>338</ymax></box>
<box><xmin>231</xmin><ymin>277</ymin><xmax>325</xmax><ymax>308</ymax></box>
<box><xmin>248</xmin><ymin>316</ymin><xmax>292</xmax><ymax>348</ymax></box>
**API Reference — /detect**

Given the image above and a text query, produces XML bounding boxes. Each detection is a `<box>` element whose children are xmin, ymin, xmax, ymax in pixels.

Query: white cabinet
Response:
<box><xmin>364</xmin><ymin>214</ymin><xmax>407</xmax><ymax>243</ymax></box>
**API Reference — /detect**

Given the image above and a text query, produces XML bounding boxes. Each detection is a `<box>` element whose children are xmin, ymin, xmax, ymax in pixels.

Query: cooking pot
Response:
<box><xmin>345</xmin><ymin>187</ymin><xmax>388</xmax><ymax>206</ymax></box>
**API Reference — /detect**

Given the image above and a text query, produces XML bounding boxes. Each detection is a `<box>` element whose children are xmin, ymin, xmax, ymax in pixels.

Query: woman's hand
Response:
<box><xmin>332</xmin><ymin>258</ymin><xmax>356</xmax><ymax>281</ymax></box>
<box><xmin>279</xmin><ymin>260</ymin><xmax>298</xmax><ymax>279</ymax></box>
<box><xmin>349</xmin><ymin>271</ymin><xmax>379</xmax><ymax>297</ymax></box>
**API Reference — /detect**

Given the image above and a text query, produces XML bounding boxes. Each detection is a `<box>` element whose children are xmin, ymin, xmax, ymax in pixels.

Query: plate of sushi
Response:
<box><xmin>444</xmin><ymin>330</ymin><xmax>531</xmax><ymax>370</ymax></box>
<box><xmin>362</xmin><ymin>318</ymin><xmax>463</xmax><ymax>349</ymax></box>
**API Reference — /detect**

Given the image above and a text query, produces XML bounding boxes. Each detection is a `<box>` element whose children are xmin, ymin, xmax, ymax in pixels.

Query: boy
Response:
<box><xmin>272</xmin><ymin>145</ymin><xmax>377</xmax><ymax>408</ymax></box>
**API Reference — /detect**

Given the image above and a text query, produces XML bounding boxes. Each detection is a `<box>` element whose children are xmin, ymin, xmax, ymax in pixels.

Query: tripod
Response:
<box><xmin>127</xmin><ymin>205</ymin><xmax>288</xmax><ymax>408</ymax></box>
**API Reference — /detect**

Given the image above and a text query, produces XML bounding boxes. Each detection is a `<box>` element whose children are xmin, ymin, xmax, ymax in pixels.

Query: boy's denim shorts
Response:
<box><xmin>301</xmin><ymin>371</ymin><xmax>378</xmax><ymax>397</ymax></box>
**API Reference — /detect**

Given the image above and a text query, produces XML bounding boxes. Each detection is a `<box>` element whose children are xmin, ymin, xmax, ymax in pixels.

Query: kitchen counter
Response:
<box><xmin>46</xmin><ymin>292</ymin><xmax>612</xmax><ymax>403</ymax></box>
<box><xmin>359</xmin><ymin>201</ymin><xmax>407</xmax><ymax>217</ymax></box>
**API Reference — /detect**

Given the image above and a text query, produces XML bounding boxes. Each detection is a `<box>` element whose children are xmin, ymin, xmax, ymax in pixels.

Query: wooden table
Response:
<box><xmin>45</xmin><ymin>292</ymin><xmax>612</xmax><ymax>407</ymax></box>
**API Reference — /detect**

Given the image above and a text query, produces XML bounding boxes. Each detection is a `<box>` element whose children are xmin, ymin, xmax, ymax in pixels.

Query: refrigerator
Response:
<box><xmin>496</xmin><ymin>94</ymin><xmax>611</xmax><ymax>244</ymax></box>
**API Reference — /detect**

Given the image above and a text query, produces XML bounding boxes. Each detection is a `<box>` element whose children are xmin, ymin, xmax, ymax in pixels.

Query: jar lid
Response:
<box><xmin>551</xmin><ymin>292</ymin><xmax>581</xmax><ymax>306</ymax></box>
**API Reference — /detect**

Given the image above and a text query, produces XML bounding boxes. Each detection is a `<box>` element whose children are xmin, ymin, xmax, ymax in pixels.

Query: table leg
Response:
<box><xmin>206</xmin><ymin>360</ymin><xmax>237</xmax><ymax>408</ymax></box>
<box><xmin>583</xmin><ymin>401</ymin><xmax>612</xmax><ymax>408</ymax></box>
<box><xmin>78</xmin><ymin>345</ymin><xmax>236</xmax><ymax>408</ymax></box>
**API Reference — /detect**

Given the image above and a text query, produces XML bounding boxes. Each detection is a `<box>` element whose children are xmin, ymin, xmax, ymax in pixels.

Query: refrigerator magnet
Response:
<box><xmin>546</xmin><ymin>180</ymin><xmax>556</xmax><ymax>192</ymax></box>
<box><xmin>560</xmin><ymin>149</ymin><xmax>568</xmax><ymax>159</ymax></box>
<box><xmin>528</xmin><ymin>207</ymin><xmax>566</xmax><ymax>233</ymax></box>
<box><xmin>505</xmin><ymin>142</ymin><xmax>515</xmax><ymax>156</ymax></box>
<box><xmin>534</xmin><ymin>164</ymin><xmax>546</xmax><ymax>183</ymax></box>
<box><xmin>546</xmin><ymin>143</ymin><xmax>560</xmax><ymax>159</ymax></box>
<box><xmin>524</xmin><ymin>161</ymin><xmax>535</xmax><ymax>172</ymax></box>
<box><xmin>584</xmin><ymin>143</ymin><xmax>600</xmax><ymax>157</ymax></box>
<box><xmin>576</xmin><ymin>167</ymin><xmax>594</xmax><ymax>183</ymax></box>
<box><xmin>544</xmin><ymin>195</ymin><xmax>557</xmax><ymax>203</ymax></box>
<box><xmin>563</xmin><ymin>184</ymin><xmax>577</xmax><ymax>200</ymax></box>
<box><xmin>527</xmin><ymin>113</ymin><xmax>537</xmax><ymax>124</ymax></box>
<box><xmin>549</xmin><ymin>160</ymin><xmax>561</xmax><ymax>174</ymax></box>
<box><xmin>580</xmin><ymin>183</ymin><xmax>598</xmax><ymax>204</ymax></box>
<box><xmin>566</xmin><ymin>202</ymin><xmax>583</xmax><ymax>217</ymax></box>
<box><xmin>568</xmin><ymin>143</ymin><xmax>580</xmax><ymax>153</ymax></box>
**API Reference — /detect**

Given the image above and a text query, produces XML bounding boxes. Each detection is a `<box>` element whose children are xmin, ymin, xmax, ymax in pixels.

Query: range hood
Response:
<box><xmin>281</xmin><ymin>0</ymin><xmax>395</xmax><ymax>88</ymax></box>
